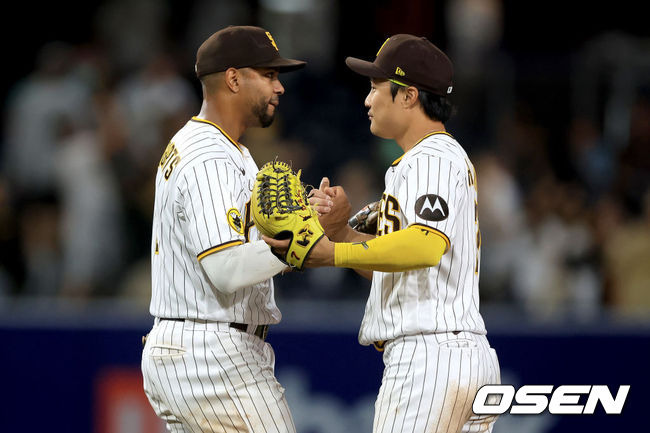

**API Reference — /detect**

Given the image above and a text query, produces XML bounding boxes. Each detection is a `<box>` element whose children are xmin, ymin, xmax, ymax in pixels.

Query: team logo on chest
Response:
<box><xmin>226</xmin><ymin>208</ymin><xmax>245</xmax><ymax>235</ymax></box>
<box><xmin>415</xmin><ymin>194</ymin><xmax>449</xmax><ymax>221</ymax></box>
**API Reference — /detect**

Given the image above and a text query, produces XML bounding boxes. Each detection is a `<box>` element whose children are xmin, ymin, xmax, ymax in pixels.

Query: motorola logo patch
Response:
<box><xmin>415</xmin><ymin>194</ymin><xmax>448</xmax><ymax>221</ymax></box>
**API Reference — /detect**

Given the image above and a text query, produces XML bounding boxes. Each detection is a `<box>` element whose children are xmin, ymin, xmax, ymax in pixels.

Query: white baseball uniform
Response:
<box><xmin>141</xmin><ymin>117</ymin><xmax>296</xmax><ymax>433</ymax></box>
<box><xmin>361</xmin><ymin>132</ymin><xmax>501</xmax><ymax>433</ymax></box>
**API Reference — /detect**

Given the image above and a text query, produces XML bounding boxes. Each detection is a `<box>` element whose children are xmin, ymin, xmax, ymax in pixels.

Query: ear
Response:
<box><xmin>224</xmin><ymin>68</ymin><xmax>240</xmax><ymax>93</ymax></box>
<box><xmin>401</xmin><ymin>86</ymin><xmax>419</xmax><ymax>109</ymax></box>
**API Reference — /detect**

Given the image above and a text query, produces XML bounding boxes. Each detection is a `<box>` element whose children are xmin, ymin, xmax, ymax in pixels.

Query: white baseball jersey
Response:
<box><xmin>150</xmin><ymin>116</ymin><xmax>281</xmax><ymax>325</ymax></box>
<box><xmin>359</xmin><ymin>131</ymin><xmax>487</xmax><ymax>345</ymax></box>
<box><xmin>360</xmin><ymin>132</ymin><xmax>500</xmax><ymax>433</ymax></box>
<box><xmin>143</xmin><ymin>116</ymin><xmax>295</xmax><ymax>433</ymax></box>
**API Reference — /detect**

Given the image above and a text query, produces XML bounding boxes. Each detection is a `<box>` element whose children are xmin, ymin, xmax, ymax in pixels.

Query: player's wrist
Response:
<box><xmin>329</xmin><ymin>224</ymin><xmax>355</xmax><ymax>242</ymax></box>
<box><xmin>305</xmin><ymin>236</ymin><xmax>336</xmax><ymax>267</ymax></box>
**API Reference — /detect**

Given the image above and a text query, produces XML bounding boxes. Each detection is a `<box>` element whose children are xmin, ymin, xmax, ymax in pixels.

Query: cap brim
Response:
<box><xmin>345</xmin><ymin>57</ymin><xmax>388</xmax><ymax>78</ymax></box>
<box><xmin>254</xmin><ymin>57</ymin><xmax>306</xmax><ymax>72</ymax></box>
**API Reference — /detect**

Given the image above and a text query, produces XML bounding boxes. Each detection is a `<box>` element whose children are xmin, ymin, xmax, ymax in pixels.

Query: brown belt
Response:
<box><xmin>153</xmin><ymin>318</ymin><xmax>269</xmax><ymax>341</ymax></box>
<box><xmin>373</xmin><ymin>331</ymin><xmax>461</xmax><ymax>352</ymax></box>
<box><xmin>229</xmin><ymin>322</ymin><xmax>269</xmax><ymax>340</ymax></box>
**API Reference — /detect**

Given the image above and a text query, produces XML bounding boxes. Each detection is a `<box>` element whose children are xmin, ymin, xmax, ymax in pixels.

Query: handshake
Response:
<box><xmin>251</xmin><ymin>160</ymin><xmax>378</xmax><ymax>270</ymax></box>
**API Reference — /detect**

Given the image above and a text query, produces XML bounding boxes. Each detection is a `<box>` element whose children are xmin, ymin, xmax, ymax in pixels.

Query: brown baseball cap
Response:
<box><xmin>345</xmin><ymin>34</ymin><xmax>453</xmax><ymax>96</ymax></box>
<box><xmin>195</xmin><ymin>26</ymin><xmax>306</xmax><ymax>77</ymax></box>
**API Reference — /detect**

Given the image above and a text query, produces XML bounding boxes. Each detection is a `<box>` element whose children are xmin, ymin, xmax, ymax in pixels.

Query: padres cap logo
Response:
<box><xmin>265</xmin><ymin>31</ymin><xmax>279</xmax><ymax>51</ymax></box>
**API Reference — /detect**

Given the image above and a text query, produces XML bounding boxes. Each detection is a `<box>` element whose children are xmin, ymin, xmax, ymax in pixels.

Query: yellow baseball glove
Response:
<box><xmin>251</xmin><ymin>160</ymin><xmax>325</xmax><ymax>270</ymax></box>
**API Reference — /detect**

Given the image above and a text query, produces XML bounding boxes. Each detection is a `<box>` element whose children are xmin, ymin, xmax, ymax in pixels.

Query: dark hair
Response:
<box><xmin>390</xmin><ymin>82</ymin><xmax>454</xmax><ymax>123</ymax></box>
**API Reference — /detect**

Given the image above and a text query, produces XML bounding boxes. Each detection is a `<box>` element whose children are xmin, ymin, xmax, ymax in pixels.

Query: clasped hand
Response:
<box><xmin>262</xmin><ymin>177</ymin><xmax>352</xmax><ymax>268</ymax></box>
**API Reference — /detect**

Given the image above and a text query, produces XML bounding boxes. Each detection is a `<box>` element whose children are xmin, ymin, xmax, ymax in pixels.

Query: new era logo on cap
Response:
<box><xmin>395</xmin><ymin>67</ymin><xmax>405</xmax><ymax>76</ymax></box>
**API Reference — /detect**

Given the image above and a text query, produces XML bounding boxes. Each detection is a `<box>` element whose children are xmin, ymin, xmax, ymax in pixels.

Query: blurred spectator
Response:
<box><xmin>2</xmin><ymin>42</ymin><xmax>92</xmax><ymax>197</ymax></box>
<box><xmin>116</xmin><ymin>53</ymin><xmax>198</xmax><ymax>171</ymax></box>
<box><xmin>259</xmin><ymin>0</ymin><xmax>338</xmax><ymax>73</ymax></box>
<box><xmin>446</xmin><ymin>0</ymin><xmax>514</xmax><ymax>148</ymax></box>
<box><xmin>186</xmin><ymin>0</ymin><xmax>254</xmax><ymax>59</ymax></box>
<box><xmin>556</xmin><ymin>183</ymin><xmax>602</xmax><ymax>319</ymax></box>
<box><xmin>94</xmin><ymin>0</ymin><xmax>170</xmax><ymax>75</ymax></box>
<box><xmin>17</xmin><ymin>194</ymin><xmax>62</xmax><ymax>296</ymax></box>
<box><xmin>496</xmin><ymin>102</ymin><xmax>552</xmax><ymax>192</ymax></box>
<box><xmin>511</xmin><ymin>177</ymin><xmax>601</xmax><ymax>320</ymax></box>
<box><xmin>475</xmin><ymin>152</ymin><xmax>525</xmax><ymax>302</ymax></box>
<box><xmin>0</xmin><ymin>178</ymin><xmax>24</xmax><ymax>296</ymax></box>
<box><xmin>243</xmin><ymin>121</ymin><xmax>313</xmax><ymax>174</ymax></box>
<box><xmin>333</xmin><ymin>159</ymin><xmax>381</xmax><ymax>212</ymax></box>
<box><xmin>600</xmin><ymin>190</ymin><xmax>650</xmax><ymax>317</ymax></box>
<box><xmin>572</xmin><ymin>33</ymin><xmax>650</xmax><ymax>152</ymax></box>
<box><xmin>614</xmin><ymin>91</ymin><xmax>650</xmax><ymax>213</ymax></box>
<box><xmin>54</xmin><ymin>113</ymin><xmax>125</xmax><ymax>299</ymax></box>
<box><xmin>447</xmin><ymin>0</ymin><xmax>503</xmax><ymax>75</ymax></box>
<box><xmin>568</xmin><ymin>117</ymin><xmax>616</xmax><ymax>201</ymax></box>
<box><xmin>117</xmin><ymin>258</ymin><xmax>152</xmax><ymax>308</ymax></box>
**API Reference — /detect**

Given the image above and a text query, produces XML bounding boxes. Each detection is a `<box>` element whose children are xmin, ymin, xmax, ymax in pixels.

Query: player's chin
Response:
<box><xmin>369</xmin><ymin>121</ymin><xmax>386</xmax><ymax>138</ymax></box>
<box><xmin>259</xmin><ymin>112</ymin><xmax>275</xmax><ymax>128</ymax></box>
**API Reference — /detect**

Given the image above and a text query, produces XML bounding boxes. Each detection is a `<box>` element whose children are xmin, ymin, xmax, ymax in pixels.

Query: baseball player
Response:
<box><xmin>141</xmin><ymin>26</ymin><xmax>305</xmax><ymax>433</ymax></box>
<box><xmin>266</xmin><ymin>35</ymin><xmax>501</xmax><ymax>432</ymax></box>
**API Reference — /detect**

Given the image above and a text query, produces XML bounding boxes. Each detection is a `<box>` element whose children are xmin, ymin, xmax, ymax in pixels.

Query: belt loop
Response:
<box><xmin>373</xmin><ymin>341</ymin><xmax>386</xmax><ymax>352</ymax></box>
<box><xmin>259</xmin><ymin>325</ymin><xmax>269</xmax><ymax>341</ymax></box>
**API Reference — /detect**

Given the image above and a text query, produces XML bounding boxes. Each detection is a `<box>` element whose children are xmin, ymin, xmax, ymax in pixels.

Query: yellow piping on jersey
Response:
<box><xmin>197</xmin><ymin>240</ymin><xmax>243</xmax><ymax>260</ymax></box>
<box><xmin>409</xmin><ymin>223</ymin><xmax>451</xmax><ymax>253</ymax></box>
<box><xmin>391</xmin><ymin>131</ymin><xmax>455</xmax><ymax>167</ymax></box>
<box><xmin>191</xmin><ymin>117</ymin><xmax>245</xmax><ymax>154</ymax></box>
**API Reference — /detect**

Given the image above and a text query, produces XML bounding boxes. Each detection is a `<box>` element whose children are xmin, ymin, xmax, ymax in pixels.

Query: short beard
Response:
<box><xmin>252</xmin><ymin>98</ymin><xmax>275</xmax><ymax>128</ymax></box>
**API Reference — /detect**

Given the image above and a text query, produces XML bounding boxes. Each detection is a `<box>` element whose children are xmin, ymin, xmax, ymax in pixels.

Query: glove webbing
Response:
<box><xmin>257</xmin><ymin>173</ymin><xmax>304</xmax><ymax>216</ymax></box>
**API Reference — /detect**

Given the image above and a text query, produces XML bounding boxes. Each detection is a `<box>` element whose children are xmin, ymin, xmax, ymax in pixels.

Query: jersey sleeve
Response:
<box><xmin>396</xmin><ymin>154</ymin><xmax>463</xmax><ymax>250</ymax></box>
<box><xmin>179</xmin><ymin>159</ymin><xmax>247</xmax><ymax>260</ymax></box>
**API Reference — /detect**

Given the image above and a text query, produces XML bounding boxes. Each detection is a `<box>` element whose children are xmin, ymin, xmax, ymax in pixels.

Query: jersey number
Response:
<box><xmin>376</xmin><ymin>193</ymin><xmax>401</xmax><ymax>236</ymax></box>
<box><xmin>159</xmin><ymin>141</ymin><xmax>181</xmax><ymax>180</ymax></box>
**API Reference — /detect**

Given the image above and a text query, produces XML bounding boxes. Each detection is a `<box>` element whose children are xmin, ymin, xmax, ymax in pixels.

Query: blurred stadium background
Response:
<box><xmin>0</xmin><ymin>1</ymin><xmax>648</xmax><ymax>432</ymax></box>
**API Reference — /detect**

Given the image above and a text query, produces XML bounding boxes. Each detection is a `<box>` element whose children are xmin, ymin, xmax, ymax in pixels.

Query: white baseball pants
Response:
<box><xmin>373</xmin><ymin>332</ymin><xmax>501</xmax><ymax>433</ymax></box>
<box><xmin>141</xmin><ymin>319</ymin><xmax>296</xmax><ymax>433</ymax></box>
